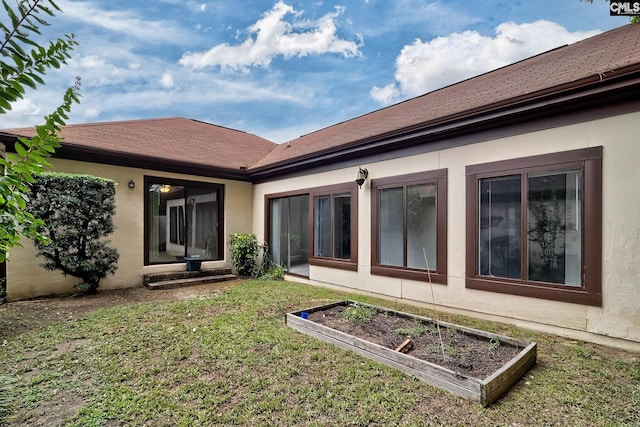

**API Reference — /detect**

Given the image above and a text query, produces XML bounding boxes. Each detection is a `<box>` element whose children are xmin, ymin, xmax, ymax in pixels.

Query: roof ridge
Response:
<box><xmin>52</xmin><ymin>116</ymin><xmax>187</xmax><ymax>129</ymax></box>
<box><xmin>187</xmin><ymin>118</ymin><xmax>257</xmax><ymax>137</ymax></box>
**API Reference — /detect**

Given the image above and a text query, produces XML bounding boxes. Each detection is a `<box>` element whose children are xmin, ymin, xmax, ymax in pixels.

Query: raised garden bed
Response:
<box><xmin>286</xmin><ymin>300</ymin><xmax>536</xmax><ymax>406</ymax></box>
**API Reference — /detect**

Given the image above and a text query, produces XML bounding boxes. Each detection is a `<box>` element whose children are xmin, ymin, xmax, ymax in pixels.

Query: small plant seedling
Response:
<box><xmin>343</xmin><ymin>304</ymin><xmax>376</xmax><ymax>322</ymax></box>
<box><xmin>490</xmin><ymin>336</ymin><xmax>501</xmax><ymax>350</ymax></box>
<box><xmin>444</xmin><ymin>345</ymin><xmax>458</xmax><ymax>357</ymax></box>
<box><xmin>394</xmin><ymin>322</ymin><xmax>432</xmax><ymax>337</ymax></box>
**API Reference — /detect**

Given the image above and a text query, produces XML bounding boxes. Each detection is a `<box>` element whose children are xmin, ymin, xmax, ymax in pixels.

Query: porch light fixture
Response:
<box><xmin>355</xmin><ymin>167</ymin><xmax>368</xmax><ymax>189</ymax></box>
<box><xmin>128</xmin><ymin>179</ymin><xmax>135</xmax><ymax>189</ymax></box>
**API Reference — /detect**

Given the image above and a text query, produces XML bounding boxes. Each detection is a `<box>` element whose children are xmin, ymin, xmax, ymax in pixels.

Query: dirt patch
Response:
<box><xmin>307</xmin><ymin>304</ymin><xmax>523</xmax><ymax>379</ymax></box>
<box><xmin>18</xmin><ymin>391</ymin><xmax>85</xmax><ymax>427</ymax></box>
<box><xmin>0</xmin><ymin>280</ymin><xmax>241</xmax><ymax>340</ymax></box>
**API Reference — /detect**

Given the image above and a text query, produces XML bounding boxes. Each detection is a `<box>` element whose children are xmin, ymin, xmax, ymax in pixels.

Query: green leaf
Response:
<box><xmin>18</xmin><ymin>136</ymin><xmax>33</xmax><ymax>149</ymax></box>
<box><xmin>0</xmin><ymin>95</ymin><xmax>10</xmax><ymax>110</ymax></box>
<box><xmin>14</xmin><ymin>142</ymin><xmax>27</xmax><ymax>158</ymax></box>
<box><xmin>3</xmin><ymin>0</ymin><xmax>19</xmax><ymax>28</ymax></box>
<box><xmin>10</xmin><ymin>80</ymin><xmax>25</xmax><ymax>94</ymax></box>
<box><xmin>32</xmin><ymin>73</ymin><xmax>45</xmax><ymax>85</ymax></box>
<box><xmin>17</xmin><ymin>74</ymin><xmax>36</xmax><ymax>89</ymax></box>
<box><xmin>16</xmin><ymin>33</ymin><xmax>41</xmax><ymax>49</ymax></box>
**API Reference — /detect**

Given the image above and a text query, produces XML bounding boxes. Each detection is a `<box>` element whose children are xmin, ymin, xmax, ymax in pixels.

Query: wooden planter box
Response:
<box><xmin>286</xmin><ymin>300</ymin><xmax>536</xmax><ymax>406</ymax></box>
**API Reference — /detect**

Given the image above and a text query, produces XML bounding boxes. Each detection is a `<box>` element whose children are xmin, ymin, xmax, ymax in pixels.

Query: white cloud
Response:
<box><xmin>257</xmin><ymin>121</ymin><xmax>329</xmax><ymax>144</ymax></box>
<box><xmin>84</xmin><ymin>106</ymin><xmax>101</xmax><ymax>119</ymax></box>
<box><xmin>70</xmin><ymin>54</ymin><xmax>141</xmax><ymax>88</ymax></box>
<box><xmin>1</xmin><ymin>98</ymin><xmax>43</xmax><ymax>128</ymax></box>
<box><xmin>57</xmin><ymin>0</ymin><xmax>192</xmax><ymax>44</ymax></box>
<box><xmin>359</xmin><ymin>0</ymin><xmax>480</xmax><ymax>38</ymax></box>
<box><xmin>179</xmin><ymin>1</ymin><xmax>361</xmax><ymax>71</ymax></box>
<box><xmin>372</xmin><ymin>20</ymin><xmax>600</xmax><ymax>105</ymax></box>
<box><xmin>369</xmin><ymin>83</ymin><xmax>400</xmax><ymax>105</ymax></box>
<box><xmin>61</xmin><ymin>69</ymin><xmax>314</xmax><ymax>125</ymax></box>
<box><xmin>160</xmin><ymin>72</ymin><xmax>175</xmax><ymax>88</ymax></box>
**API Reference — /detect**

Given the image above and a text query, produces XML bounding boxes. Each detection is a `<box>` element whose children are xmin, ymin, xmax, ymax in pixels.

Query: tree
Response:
<box><xmin>28</xmin><ymin>173</ymin><xmax>119</xmax><ymax>294</ymax></box>
<box><xmin>0</xmin><ymin>0</ymin><xmax>80</xmax><ymax>262</ymax></box>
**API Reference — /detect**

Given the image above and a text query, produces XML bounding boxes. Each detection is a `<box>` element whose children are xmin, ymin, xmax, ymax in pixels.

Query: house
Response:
<box><xmin>2</xmin><ymin>24</ymin><xmax>639</xmax><ymax>350</ymax></box>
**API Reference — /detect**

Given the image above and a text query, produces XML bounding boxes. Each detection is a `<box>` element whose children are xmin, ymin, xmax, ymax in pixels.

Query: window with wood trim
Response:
<box><xmin>371</xmin><ymin>169</ymin><xmax>447</xmax><ymax>283</ymax></box>
<box><xmin>465</xmin><ymin>147</ymin><xmax>602</xmax><ymax>306</ymax></box>
<box><xmin>144</xmin><ymin>177</ymin><xmax>224</xmax><ymax>265</ymax></box>
<box><xmin>309</xmin><ymin>182</ymin><xmax>358</xmax><ymax>271</ymax></box>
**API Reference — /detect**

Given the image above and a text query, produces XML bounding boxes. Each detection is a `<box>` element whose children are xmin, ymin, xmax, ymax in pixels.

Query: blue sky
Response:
<box><xmin>3</xmin><ymin>0</ymin><xmax>628</xmax><ymax>143</ymax></box>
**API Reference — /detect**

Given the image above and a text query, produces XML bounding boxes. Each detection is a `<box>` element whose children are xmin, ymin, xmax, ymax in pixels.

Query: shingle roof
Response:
<box><xmin>250</xmin><ymin>24</ymin><xmax>640</xmax><ymax>170</ymax></box>
<box><xmin>3</xmin><ymin>117</ymin><xmax>277</xmax><ymax>172</ymax></box>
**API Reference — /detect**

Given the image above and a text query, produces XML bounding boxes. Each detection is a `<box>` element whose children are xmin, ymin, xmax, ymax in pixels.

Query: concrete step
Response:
<box><xmin>144</xmin><ymin>268</ymin><xmax>233</xmax><ymax>285</ymax></box>
<box><xmin>144</xmin><ymin>273</ymin><xmax>238</xmax><ymax>290</ymax></box>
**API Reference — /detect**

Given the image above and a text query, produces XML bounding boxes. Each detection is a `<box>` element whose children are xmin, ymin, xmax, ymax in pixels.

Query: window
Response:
<box><xmin>145</xmin><ymin>177</ymin><xmax>224</xmax><ymax>265</ymax></box>
<box><xmin>371</xmin><ymin>169</ymin><xmax>447</xmax><ymax>283</ymax></box>
<box><xmin>465</xmin><ymin>147</ymin><xmax>602</xmax><ymax>306</ymax></box>
<box><xmin>310</xmin><ymin>183</ymin><xmax>358</xmax><ymax>271</ymax></box>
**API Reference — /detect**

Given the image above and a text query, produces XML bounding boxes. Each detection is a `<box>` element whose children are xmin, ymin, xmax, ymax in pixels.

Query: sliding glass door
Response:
<box><xmin>269</xmin><ymin>194</ymin><xmax>309</xmax><ymax>276</ymax></box>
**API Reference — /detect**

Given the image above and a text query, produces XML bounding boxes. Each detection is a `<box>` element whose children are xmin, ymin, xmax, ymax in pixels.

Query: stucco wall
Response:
<box><xmin>7</xmin><ymin>159</ymin><xmax>254</xmax><ymax>300</ymax></box>
<box><xmin>253</xmin><ymin>111</ymin><xmax>640</xmax><ymax>350</ymax></box>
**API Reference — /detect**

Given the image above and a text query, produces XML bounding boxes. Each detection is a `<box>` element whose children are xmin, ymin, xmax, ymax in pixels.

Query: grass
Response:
<box><xmin>1</xmin><ymin>279</ymin><xmax>639</xmax><ymax>426</ymax></box>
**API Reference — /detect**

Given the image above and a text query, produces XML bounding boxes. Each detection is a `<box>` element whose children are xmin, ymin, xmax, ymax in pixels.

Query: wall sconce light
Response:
<box><xmin>128</xmin><ymin>179</ymin><xmax>135</xmax><ymax>189</ymax></box>
<box><xmin>355</xmin><ymin>167</ymin><xmax>368</xmax><ymax>189</ymax></box>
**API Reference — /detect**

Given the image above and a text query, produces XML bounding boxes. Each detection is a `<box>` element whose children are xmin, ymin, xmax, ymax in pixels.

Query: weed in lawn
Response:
<box><xmin>575</xmin><ymin>346</ymin><xmax>595</xmax><ymax>359</ymax></box>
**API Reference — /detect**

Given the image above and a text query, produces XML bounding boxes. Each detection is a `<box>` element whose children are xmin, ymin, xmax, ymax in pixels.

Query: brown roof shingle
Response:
<box><xmin>3</xmin><ymin>117</ymin><xmax>277</xmax><ymax>172</ymax></box>
<box><xmin>250</xmin><ymin>24</ymin><xmax>640</xmax><ymax>170</ymax></box>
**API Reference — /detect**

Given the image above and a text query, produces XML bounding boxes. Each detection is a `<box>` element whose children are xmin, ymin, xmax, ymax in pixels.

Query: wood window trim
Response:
<box><xmin>465</xmin><ymin>147</ymin><xmax>602</xmax><ymax>306</ymax></box>
<box><xmin>370</xmin><ymin>169</ymin><xmax>448</xmax><ymax>284</ymax></box>
<box><xmin>264</xmin><ymin>183</ymin><xmax>358</xmax><ymax>273</ymax></box>
<box><xmin>144</xmin><ymin>176</ymin><xmax>225</xmax><ymax>266</ymax></box>
<box><xmin>309</xmin><ymin>182</ymin><xmax>358</xmax><ymax>271</ymax></box>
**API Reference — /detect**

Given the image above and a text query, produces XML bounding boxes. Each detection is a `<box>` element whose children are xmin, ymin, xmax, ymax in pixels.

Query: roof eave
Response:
<box><xmin>57</xmin><ymin>144</ymin><xmax>253</xmax><ymax>181</ymax></box>
<box><xmin>0</xmin><ymin>138</ymin><xmax>252</xmax><ymax>182</ymax></box>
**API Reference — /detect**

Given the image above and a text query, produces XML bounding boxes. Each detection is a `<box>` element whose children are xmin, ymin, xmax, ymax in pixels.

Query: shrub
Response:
<box><xmin>228</xmin><ymin>235</ymin><xmax>285</xmax><ymax>279</ymax></box>
<box><xmin>28</xmin><ymin>173</ymin><xmax>119</xmax><ymax>294</ymax></box>
<box><xmin>228</xmin><ymin>233</ymin><xmax>260</xmax><ymax>277</ymax></box>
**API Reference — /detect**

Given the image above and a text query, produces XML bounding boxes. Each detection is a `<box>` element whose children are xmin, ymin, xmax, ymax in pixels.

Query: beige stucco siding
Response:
<box><xmin>253</xmin><ymin>111</ymin><xmax>640</xmax><ymax>350</ymax></box>
<box><xmin>7</xmin><ymin>159</ymin><xmax>254</xmax><ymax>300</ymax></box>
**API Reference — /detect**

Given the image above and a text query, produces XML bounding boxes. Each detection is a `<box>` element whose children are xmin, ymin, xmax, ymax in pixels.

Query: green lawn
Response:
<box><xmin>1</xmin><ymin>280</ymin><xmax>638</xmax><ymax>426</ymax></box>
